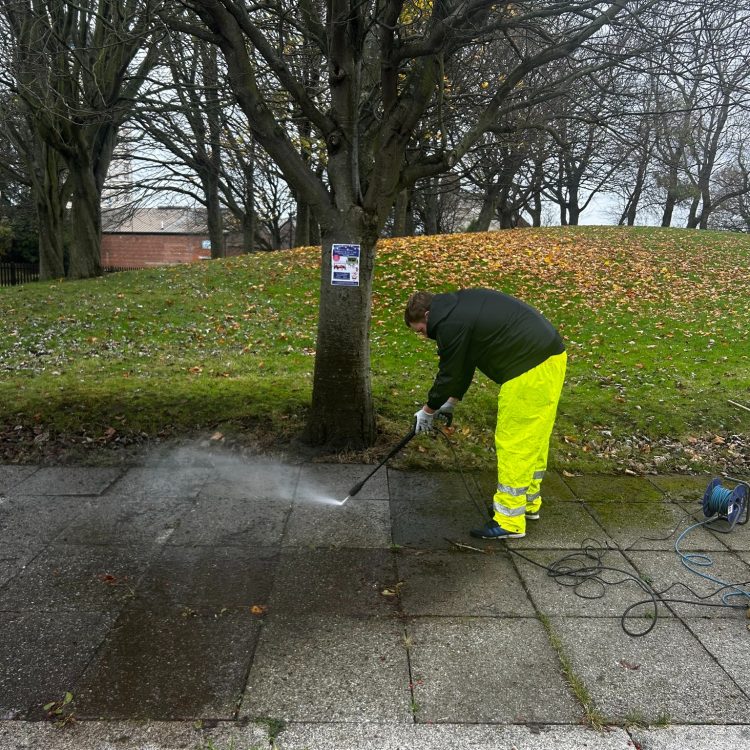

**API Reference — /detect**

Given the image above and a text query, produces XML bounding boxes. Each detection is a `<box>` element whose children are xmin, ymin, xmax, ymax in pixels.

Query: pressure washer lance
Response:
<box><xmin>340</xmin><ymin>411</ymin><xmax>452</xmax><ymax>505</ymax></box>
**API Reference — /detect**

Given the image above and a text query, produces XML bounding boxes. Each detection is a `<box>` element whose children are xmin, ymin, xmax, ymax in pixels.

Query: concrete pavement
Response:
<box><xmin>1</xmin><ymin>446</ymin><xmax>749</xmax><ymax>749</ymax></box>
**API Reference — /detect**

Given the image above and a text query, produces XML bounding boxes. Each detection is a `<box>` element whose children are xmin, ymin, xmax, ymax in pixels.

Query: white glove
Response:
<box><xmin>437</xmin><ymin>400</ymin><xmax>455</xmax><ymax>426</ymax></box>
<box><xmin>414</xmin><ymin>408</ymin><xmax>434</xmax><ymax>434</ymax></box>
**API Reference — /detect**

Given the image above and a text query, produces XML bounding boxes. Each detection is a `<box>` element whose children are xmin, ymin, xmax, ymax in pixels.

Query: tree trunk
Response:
<box><xmin>303</xmin><ymin>210</ymin><xmax>377</xmax><ymax>449</ymax></box>
<box><xmin>33</xmin><ymin>141</ymin><xmax>66</xmax><ymax>280</ymax></box>
<box><xmin>392</xmin><ymin>188</ymin><xmax>412</xmax><ymax>236</ymax></box>
<box><xmin>66</xmin><ymin>160</ymin><xmax>102</xmax><ymax>279</ymax></box>
<box><xmin>473</xmin><ymin>186</ymin><xmax>499</xmax><ymax>232</ymax></box>
<box><xmin>295</xmin><ymin>200</ymin><xmax>312</xmax><ymax>246</ymax></box>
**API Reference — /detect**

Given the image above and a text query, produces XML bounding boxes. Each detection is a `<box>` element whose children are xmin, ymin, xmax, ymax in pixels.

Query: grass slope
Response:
<box><xmin>1</xmin><ymin>226</ymin><xmax>749</xmax><ymax>473</ymax></box>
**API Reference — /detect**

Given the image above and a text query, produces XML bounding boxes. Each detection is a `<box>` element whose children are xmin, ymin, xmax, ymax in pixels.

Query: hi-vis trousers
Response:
<box><xmin>492</xmin><ymin>351</ymin><xmax>567</xmax><ymax>534</ymax></box>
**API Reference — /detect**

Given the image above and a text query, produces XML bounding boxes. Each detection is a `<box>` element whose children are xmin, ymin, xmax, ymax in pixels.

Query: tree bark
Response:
<box><xmin>303</xmin><ymin>209</ymin><xmax>377</xmax><ymax>448</ymax></box>
<box><xmin>66</xmin><ymin>157</ymin><xmax>102</xmax><ymax>279</ymax></box>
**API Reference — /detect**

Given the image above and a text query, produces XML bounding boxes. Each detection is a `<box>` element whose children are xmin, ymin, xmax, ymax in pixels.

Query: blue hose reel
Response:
<box><xmin>702</xmin><ymin>478</ymin><xmax>749</xmax><ymax>530</ymax></box>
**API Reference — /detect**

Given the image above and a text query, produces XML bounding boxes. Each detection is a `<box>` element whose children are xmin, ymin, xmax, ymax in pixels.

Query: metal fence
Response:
<box><xmin>0</xmin><ymin>262</ymin><xmax>39</xmax><ymax>287</ymax></box>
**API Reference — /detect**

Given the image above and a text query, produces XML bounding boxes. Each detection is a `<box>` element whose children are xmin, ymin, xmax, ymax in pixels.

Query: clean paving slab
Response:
<box><xmin>625</xmin><ymin>550</ymin><xmax>750</xmax><ymax>619</ymax></box>
<box><xmin>0</xmin><ymin>495</ymin><xmax>92</xmax><ymax>557</ymax></box>
<box><xmin>283</xmin><ymin>498</ymin><xmax>391</xmax><ymax>548</ymax></box>
<box><xmin>585</xmin><ymin>501</ymin><xmax>728</xmax><ymax>551</ymax></box>
<box><xmin>0</xmin><ymin>610</ymin><xmax>118</xmax><ymax>719</ymax></box>
<box><xmin>132</xmin><ymin>545</ymin><xmax>279</xmax><ymax>611</ymax></box>
<box><xmin>512</xmin><ymin>547</ymin><xmax>659</xmax><ymax>618</ymax></box>
<box><xmin>390</xmin><ymin>493</ymin><xmax>489</xmax><ymax>550</ymax></box>
<box><xmin>0</xmin><ymin>465</ymin><xmax>38</xmax><ymax>494</ymax></box>
<box><xmin>268</xmin><ymin>548</ymin><xmax>399</xmax><ymax>617</ymax></box>
<box><xmin>167</xmin><ymin>495</ymin><xmax>291</xmax><ymax>547</ymax></box>
<box><xmin>681</xmin><ymin>618</ymin><xmax>750</xmax><ymax>697</ymax></box>
<box><xmin>406</xmin><ymin>616</ymin><xmax>582</xmax><ymax>724</ymax></box>
<box><xmin>0</xmin><ymin>720</ymin><xmax>265</xmax><ymax>750</ymax></box>
<box><xmin>388</xmin><ymin>468</ymin><xmax>494</xmax><ymax>504</ymax></box>
<box><xmin>12</xmin><ymin>467</ymin><xmax>122</xmax><ymax>496</ymax></box>
<box><xmin>0</xmin><ymin>543</ymin><xmax>156</xmax><ymax>612</ymax></box>
<box><xmin>74</xmin><ymin>608</ymin><xmax>260</xmax><ymax>720</ymax></box>
<box><xmin>198</xmin><ymin>459</ymin><xmax>300</xmax><ymax>501</ymax></box>
<box><xmin>108</xmin><ymin>466</ymin><xmax>208</xmax><ymax>498</ymax></box>
<box><xmin>296</xmin><ymin>462</ymin><xmax>390</xmax><ymax>501</ymax></box>
<box><xmin>55</xmin><ymin>495</ymin><xmax>191</xmax><ymax>547</ymax></box>
<box><xmin>270</xmin><ymin>722</ymin><xmax>636</xmax><ymax>750</ymax></box>
<box><xmin>241</xmin><ymin>613</ymin><xmax>413</xmax><ymax>723</ymax></box>
<box><xmin>630</xmin><ymin>725</ymin><xmax>750</xmax><ymax>750</ymax></box>
<box><xmin>547</xmin><ymin>616</ymin><xmax>750</xmax><ymax>723</ymax></box>
<box><xmin>396</xmin><ymin>549</ymin><xmax>536</xmax><ymax>616</ymax></box>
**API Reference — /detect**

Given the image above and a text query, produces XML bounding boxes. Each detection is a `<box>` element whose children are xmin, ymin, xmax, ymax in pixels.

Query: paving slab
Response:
<box><xmin>547</xmin><ymin>616</ymin><xmax>750</xmax><ymax>723</ymax></box>
<box><xmin>268</xmin><ymin>548</ymin><xmax>399</xmax><ymax>617</ymax></box>
<box><xmin>56</xmin><ymin>495</ymin><xmax>191</xmax><ymax>547</ymax></box>
<box><xmin>167</xmin><ymin>496</ymin><xmax>291</xmax><ymax>547</ymax></box>
<box><xmin>682</xmin><ymin>618</ymin><xmax>750</xmax><ymax>697</ymax></box>
<box><xmin>74</xmin><ymin>608</ymin><xmax>260</xmax><ymax>720</ymax></box>
<box><xmin>390</xmin><ymin>493</ymin><xmax>489</xmax><ymax>550</ymax></box>
<box><xmin>698</xmin><ymin>512</ymin><xmax>750</xmax><ymax>552</ymax></box>
<box><xmin>0</xmin><ymin>465</ymin><xmax>38</xmax><ymax>494</ymax></box>
<box><xmin>296</xmin><ymin>462</ymin><xmax>389</xmax><ymax>502</ymax></box>
<box><xmin>0</xmin><ymin>610</ymin><xmax>117</xmax><ymax>719</ymax></box>
<box><xmin>564</xmin><ymin>475</ymin><xmax>665</xmax><ymax>503</ymax></box>
<box><xmin>198</xmin><ymin>459</ymin><xmax>300</xmax><ymax>501</ymax></box>
<box><xmin>586</xmin><ymin>501</ymin><xmax>728</xmax><ymax>551</ymax></box>
<box><xmin>512</xmin><ymin>547</ymin><xmax>661</xmax><ymax>618</ymax></box>
<box><xmin>389</xmin><ymin>468</ymin><xmax>488</xmax><ymax>504</ymax></box>
<box><xmin>631</xmin><ymin>724</ymin><xmax>750</xmax><ymax>750</ymax></box>
<box><xmin>0</xmin><ymin>558</ymin><xmax>22</xmax><ymax>588</ymax></box>
<box><xmin>539</xmin><ymin>470</ymin><xmax>578</xmax><ymax>500</ymax></box>
<box><xmin>133</xmin><ymin>545</ymin><xmax>279</xmax><ymax>611</ymax></box>
<box><xmin>396</xmin><ymin>549</ymin><xmax>536</xmax><ymax>616</ymax></box>
<box><xmin>407</xmin><ymin>616</ymin><xmax>582</xmax><ymax>724</ymax></box>
<box><xmin>0</xmin><ymin>543</ymin><xmax>156</xmax><ymax>612</ymax></box>
<box><xmin>270</xmin><ymin>722</ymin><xmax>635</xmax><ymax>750</ymax></box>
<box><xmin>283</xmin><ymin>498</ymin><xmax>391</xmax><ymax>548</ymax></box>
<box><xmin>626</xmin><ymin>550</ymin><xmax>750</xmax><ymax>619</ymax></box>
<box><xmin>648</xmin><ymin>474</ymin><xmax>713</xmax><ymax>501</ymax></box>
<box><xmin>0</xmin><ymin>495</ymin><xmax>91</xmax><ymax>558</ymax></box>
<box><xmin>0</xmin><ymin>720</ymin><xmax>641</xmax><ymax>750</ymax></box>
<box><xmin>511</xmin><ymin>501</ymin><xmax>611</xmax><ymax>550</ymax></box>
<box><xmin>14</xmin><ymin>467</ymin><xmax>122</xmax><ymax>496</ymax></box>
<box><xmin>241</xmin><ymin>613</ymin><xmax>412</xmax><ymax>722</ymax></box>
<box><xmin>108</xmin><ymin>467</ymin><xmax>207</xmax><ymax>498</ymax></box>
<box><xmin>0</xmin><ymin>720</ymin><xmax>260</xmax><ymax>750</ymax></box>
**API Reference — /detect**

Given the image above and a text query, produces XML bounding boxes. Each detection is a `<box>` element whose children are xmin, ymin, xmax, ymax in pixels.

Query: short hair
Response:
<box><xmin>404</xmin><ymin>291</ymin><xmax>433</xmax><ymax>327</ymax></box>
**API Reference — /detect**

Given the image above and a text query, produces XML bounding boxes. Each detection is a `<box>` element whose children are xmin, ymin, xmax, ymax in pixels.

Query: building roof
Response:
<box><xmin>102</xmin><ymin>206</ymin><xmax>208</xmax><ymax>234</ymax></box>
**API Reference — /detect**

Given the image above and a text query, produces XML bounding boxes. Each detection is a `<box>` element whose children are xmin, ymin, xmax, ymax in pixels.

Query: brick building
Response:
<box><xmin>101</xmin><ymin>207</ymin><xmax>216</xmax><ymax>268</ymax></box>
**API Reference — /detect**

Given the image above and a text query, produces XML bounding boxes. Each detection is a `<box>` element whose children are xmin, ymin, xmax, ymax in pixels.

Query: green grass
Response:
<box><xmin>2</xmin><ymin>226</ymin><xmax>749</xmax><ymax>472</ymax></box>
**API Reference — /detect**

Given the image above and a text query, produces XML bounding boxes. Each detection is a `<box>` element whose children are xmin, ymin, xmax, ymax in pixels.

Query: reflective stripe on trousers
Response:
<box><xmin>492</xmin><ymin>351</ymin><xmax>567</xmax><ymax>534</ymax></box>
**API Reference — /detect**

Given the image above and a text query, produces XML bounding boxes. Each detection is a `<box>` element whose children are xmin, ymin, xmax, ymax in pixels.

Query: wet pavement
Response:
<box><xmin>1</xmin><ymin>448</ymin><xmax>749</xmax><ymax>749</ymax></box>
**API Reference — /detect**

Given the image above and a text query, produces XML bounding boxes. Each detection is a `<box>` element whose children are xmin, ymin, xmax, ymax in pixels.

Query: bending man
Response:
<box><xmin>405</xmin><ymin>288</ymin><xmax>566</xmax><ymax>540</ymax></box>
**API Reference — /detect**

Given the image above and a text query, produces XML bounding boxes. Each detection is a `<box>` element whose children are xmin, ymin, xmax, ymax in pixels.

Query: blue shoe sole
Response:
<box><xmin>469</xmin><ymin>527</ymin><xmax>525</xmax><ymax>539</ymax></box>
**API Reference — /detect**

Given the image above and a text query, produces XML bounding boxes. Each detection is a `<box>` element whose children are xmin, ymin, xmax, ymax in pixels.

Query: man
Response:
<box><xmin>405</xmin><ymin>288</ymin><xmax>566</xmax><ymax>540</ymax></box>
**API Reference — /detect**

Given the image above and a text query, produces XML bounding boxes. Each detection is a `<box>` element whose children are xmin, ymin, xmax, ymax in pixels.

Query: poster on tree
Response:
<box><xmin>331</xmin><ymin>244</ymin><xmax>360</xmax><ymax>287</ymax></box>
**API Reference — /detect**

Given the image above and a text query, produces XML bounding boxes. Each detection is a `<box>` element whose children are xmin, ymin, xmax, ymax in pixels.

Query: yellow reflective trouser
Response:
<box><xmin>492</xmin><ymin>351</ymin><xmax>567</xmax><ymax>534</ymax></box>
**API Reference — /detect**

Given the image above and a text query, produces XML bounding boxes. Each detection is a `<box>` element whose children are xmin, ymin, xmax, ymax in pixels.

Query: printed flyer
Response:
<box><xmin>331</xmin><ymin>244</ymin><xmax>360</xmax><ymax>287</ymax></box>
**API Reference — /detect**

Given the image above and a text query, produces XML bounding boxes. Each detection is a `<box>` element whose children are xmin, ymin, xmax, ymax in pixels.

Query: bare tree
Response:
<box><xmin>168</xmin><ymin>0</ymin><xmax>686</xmax><ymax>448</ymax></box>
<box><xmin>1</xmin><ymin>0</ymin><xmax>163</xmax><ymax>279</ymax></box>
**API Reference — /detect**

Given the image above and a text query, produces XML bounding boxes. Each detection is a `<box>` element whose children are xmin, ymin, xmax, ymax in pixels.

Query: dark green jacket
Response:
<box><xmin>425</xmin><ymin>288</ymin><xmax>564</xmax><ymax>410</ymax></box>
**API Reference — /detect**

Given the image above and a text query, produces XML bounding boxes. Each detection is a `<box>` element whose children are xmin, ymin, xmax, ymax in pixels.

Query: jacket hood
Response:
<box><xmin>426</xmin><ymin>292</ymin><xmax>459</xmax><ymax>339</ymax></box>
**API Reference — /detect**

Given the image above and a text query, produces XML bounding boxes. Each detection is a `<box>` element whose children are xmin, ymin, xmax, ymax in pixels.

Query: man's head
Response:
<box><xmin>404</xmin><ymin>291</ymin><xmax>433</xmax><ymax>336</ymax></box>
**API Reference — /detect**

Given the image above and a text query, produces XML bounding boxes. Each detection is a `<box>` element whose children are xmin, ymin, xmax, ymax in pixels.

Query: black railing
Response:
<box><xmin>0</xmin><ymin>262</ymin><xmax>39</xmax><ymax>287</ymax></box>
